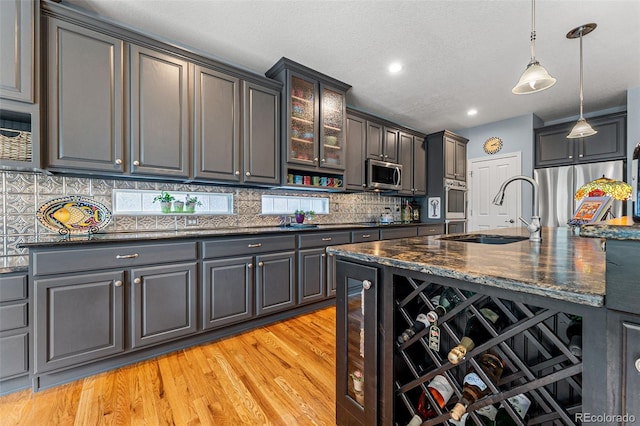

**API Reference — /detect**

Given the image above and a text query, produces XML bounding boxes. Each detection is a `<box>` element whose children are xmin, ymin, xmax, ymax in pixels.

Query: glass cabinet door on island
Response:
<box><xmin>289</xmin><ymin>75</ymin><xmax>317</xmax><ymax>165</ymax></box>
<box><xmin>336</xmin><ymin>260</ymin><xmax>378</xmax><ymax>426</ymax></box>
<box><xmin>320</xmin><ymin>86</ymin><xmax>345</xmax><ymax>169</ymax></box>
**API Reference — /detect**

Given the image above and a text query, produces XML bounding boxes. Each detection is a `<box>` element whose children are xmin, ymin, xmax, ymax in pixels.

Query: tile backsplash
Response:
<box><xmin>0</xmin><ymin>171</ymin><xmax>403</xmax><ymax>256</ymax></box>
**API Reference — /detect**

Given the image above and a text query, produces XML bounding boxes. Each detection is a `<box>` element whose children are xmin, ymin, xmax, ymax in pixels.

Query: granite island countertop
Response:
<box><xmin>580</xmin><ymin>216</ymin><xmax>640</xmax><ymax>241</ymax></box>
<box><xmin>327</xmin><ymin>227</ymin><xmax>606</xmax><ymax>307</ymax></box>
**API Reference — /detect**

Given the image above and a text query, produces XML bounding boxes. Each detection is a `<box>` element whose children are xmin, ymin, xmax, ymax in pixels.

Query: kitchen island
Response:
<box><xmin>328</xmin><ymin>226</ymin><xmax>637</xmax><ymax>425</ymax></box>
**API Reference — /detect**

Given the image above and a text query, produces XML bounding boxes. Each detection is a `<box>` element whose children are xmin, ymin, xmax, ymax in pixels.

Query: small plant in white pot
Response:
<box><xmin>153</xmin><ymin>191</ymin><xmax>175</xmax><ymax>213</ymax></box>
<box><xmin>185</xmin><ymin>194</ymin><xmax>202</xmax><ymax>213</ymax></box>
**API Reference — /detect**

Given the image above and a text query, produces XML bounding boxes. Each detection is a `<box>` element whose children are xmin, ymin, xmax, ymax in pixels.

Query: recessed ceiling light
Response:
<box><xmin>467</xmin><ymin>109</ymin><xmax>478</xmax><ymax>116</ymax></box>
<box><xmin>388</xmin><ymin>62</ymin><xmax>403</xmax><ymax>73</ymax></box>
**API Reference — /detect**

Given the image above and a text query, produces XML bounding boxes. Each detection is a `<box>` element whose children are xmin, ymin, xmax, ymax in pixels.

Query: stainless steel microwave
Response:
<box><xmin>366</xmin><ymin>159</ymin><xmax>403</xmax><ymax>190</ymax></box>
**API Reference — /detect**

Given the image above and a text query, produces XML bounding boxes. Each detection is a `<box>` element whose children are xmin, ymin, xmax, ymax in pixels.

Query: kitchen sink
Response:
<box><xmin>438</xmin><ymin>234</ymin><xmax>529</xmax><ymax>245</ymax></box>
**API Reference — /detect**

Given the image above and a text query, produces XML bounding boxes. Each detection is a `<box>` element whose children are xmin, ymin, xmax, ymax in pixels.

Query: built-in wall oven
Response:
<box><xmin>444</xmin><ymin>179</ymin><xmax>467</xmax><ymax>234</ymax></box>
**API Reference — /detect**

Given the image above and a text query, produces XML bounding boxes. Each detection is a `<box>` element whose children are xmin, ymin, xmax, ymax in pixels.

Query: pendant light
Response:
<box><xmin>567</xmin><ymin>23</ymin><xmax>598</xmax><ymax>139</ymax></box>
<box><xmin>512</xmin><ymin>0</ymin><xmax>556</xmax><ymax>95</ymax></box>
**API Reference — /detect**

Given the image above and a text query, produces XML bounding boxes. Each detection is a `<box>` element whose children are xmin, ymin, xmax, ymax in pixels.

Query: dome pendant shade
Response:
<box><xmin>512</xmin><ymin>61</ymin><xmax>557</xmax><ymax>94</ymax></box>
<box><xmin>567</xmin><ymin>118</ymin><xmax>597</xmax><ymax>139</ymax></box>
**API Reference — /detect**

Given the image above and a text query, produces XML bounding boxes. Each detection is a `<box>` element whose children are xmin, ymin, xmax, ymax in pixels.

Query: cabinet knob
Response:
<box><xmin>362</xmin><ymin>279</ymin><xmax>372</xmax><ymax>290</ymax></box>
<box><xmin>314</xmin><ymin>157</ymin><xmax>319</xmax><ymax>163</ymax></box>
<box><xmin>321</xmin><ymin>253</ymin><xmax>326</xmax><ymax>258</ymax></box>
<box><xmin>579</xmin><ymin>154</ymin><xmax>583</xmax><ymax>158</ymax></box>
<box><xmin>133</xmin><ymin>278</ymin><xmax>141</xmax><ymax>284</ymax></box>
<box><xmin>246</xmin><ymin>171</ymin><xmax>251</xmax><ymax>177</ymax></box>
<box><xmin>115</xmin><ymin>159</ymin><xmax>122</xmax><ymax>165</ymax></box>
<box><xmin>235</xmin><ymin>170</ymin><xmax>240</xmax><ymax>176</ymax></box>
<box><xmin>362</xmin><ymin>184</ymin><xmax>367</xmax><ymax>187</ymax></box>
<box><xmin>258</xmin><ymin>261</ymin><xmax>264</xmax><ymax>267</ymax></box>
<box><xmin>321</xmin><ymin>158</ymin><xmax>326</xmax><ymax>163</ymax></box>
<box><xmin>247</xmin><ymin>263</ymin><xmax>253</xmax><ymax>269</ymax></box>
<box><xmin>636</xmin><ymin>358</ymin><xmax>640</xmax><ymax>373</ymax></box>
<box><xmin>114</xmin><ymin>280</ymin><xmax>123</xmax><ymax>287</ymax></box>
<box><xmin>569</xmin><ymin>155</ymin><xmax>573</xmax><ymax>159</ymax></box>
<box><xmin>328</xmin><ymin>253</ymin><xmax>334</xmax><ymax>257</ymax></box>
<box><xmin>133</xmin><ymin>160</ymin><xmax>140</xmax><ymax>166</ymax></box>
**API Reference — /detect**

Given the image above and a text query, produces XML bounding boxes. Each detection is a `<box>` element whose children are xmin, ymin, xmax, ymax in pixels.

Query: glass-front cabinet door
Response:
<box><xmin>288</xmin><ymin>75</ymin><xmax>317</xmax><ymax>165</ymax></box>
<box><xmin>320</xmin><ymin>85</ymin><xmax>346</xmax><ymax>170</ymax></box>
<box><xmin>336</xmin><ymin>259</ymin><xmax>378</xmax><ymax>426</ymax></box>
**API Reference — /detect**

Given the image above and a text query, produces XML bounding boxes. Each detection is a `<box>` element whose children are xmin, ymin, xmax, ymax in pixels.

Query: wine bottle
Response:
<box><xmin>426</xmin><ymin>287</ymin><xmax>474</xmax><ymax>323</ymax></box>
<box><xmin>448</xmin><ymin>404</ymin><xmax>498</xmax><ymax>426</ymax></box>
<box><xmin>450</xmin><ymin>353</ymin><xmax>504</xmax><ymax>421</ymax></box>
<box><xmin>566</xmin><ymin>316</ymin><xmax>582</xmax><ymax>357</ymax></box>
<box><xmin>448</xmin><ymin>302</ymin><xmax>506</xmax><ymax>364</ymax></box>
<box><xmin>398</xmin><ymin>313</ymin><xmax>431</xmax><ymax>343</ymax></box>
<box><xmin>406</xmin><ymin>374</ymin><xmax>455</xmax><ymax>425</ymax></box>
<box><xmin>494</xmin><ymin>394</ymin><xmax>531</xmax><ymax>425</ymax></box>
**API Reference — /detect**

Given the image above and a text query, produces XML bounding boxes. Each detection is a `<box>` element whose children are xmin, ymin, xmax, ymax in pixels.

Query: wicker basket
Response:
<box><xmin>0</xmin><ymin>127</ymin><xmax>32</xmax><ymax>162</ymax></box>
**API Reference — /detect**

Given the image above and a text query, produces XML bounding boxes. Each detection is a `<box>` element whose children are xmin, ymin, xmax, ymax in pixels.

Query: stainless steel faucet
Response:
<box><xmin>492</xmin><ymin>175</ymin><xmax>542</xmax><ymax>242</ymax></box>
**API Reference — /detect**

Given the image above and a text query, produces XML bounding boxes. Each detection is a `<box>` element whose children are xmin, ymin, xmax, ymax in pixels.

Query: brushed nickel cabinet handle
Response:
<box><xmin>133</xmin><ymin>160</ymin><xmax>140</xmax><ymax>166</ymax></box>
<box><xmin>116</xmin><ymin>253</ymin><xmax>139</xmax><ymax>259</ymax></box>
<box><xmin>247</xmin><ymin>243</ymin><xmax>262</xmax><ymax>248</ymax></box>
<box><xmin>133</xmin><ymin>278</ymin><xmax>141</xmax><ymax>284</ymax></box>
<box><xmin>321</xmin><ymin>158</ymin><xmax>326</xmax><ymax>163</ymax></box>
<box><xmin>328</xmin><ymin>253</ymin><xmax>334</xmax><ymax>257</ymax></box>
<box><xmin>321</xmin><ymin>237</ymin><xmax>332</xmax><ymax>241</ymax></box>
<box><xmin>361</xmin><ymin>234</ymin><xmax>371</xmax><ymax>238</ymax></box>
<box><xmin>114</xmin><ymin>280</ymin><xmax>123</xmax><ymax>287</ymax></box>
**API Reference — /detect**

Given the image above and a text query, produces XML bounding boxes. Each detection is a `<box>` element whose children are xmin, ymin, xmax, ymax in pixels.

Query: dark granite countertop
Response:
<box><xmin>580</xmin><ymin>216</ymin><xmax>640</xmax><ymax>241</ymax></box>
<box><xmin>327</xmin><ymin>227</ymin><xmax>606</xmax><ymax>307</ymax></box>
<box><xmin>0</xmin><ymin>222</ymin><xmax>432</xmax><ymax>274</ymax></box>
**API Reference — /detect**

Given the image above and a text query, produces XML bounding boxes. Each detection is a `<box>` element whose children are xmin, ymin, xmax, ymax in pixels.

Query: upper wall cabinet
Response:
<box><xmin>398</xmin><ymin>132</ymin><xmax>426</xmax><ymax>196</ymax></box>
<box><xmin>45</xmin><ymin>18</ymin><xmax>125</xmax><ymax>173</ymax></box>
<box><xmin>129</xmin><ymin>45</ymin><xmax>190</xmax><ymax>178</ymax></box>
<box><xmin>535</xmin><ymin>112</ymin><xmax>626</xmax><ymax>168</ymax></box>
<box><xmin>0</xmin><ymin>0</ymin><xmax>34</xmax><ymax>103</ymax></box>
<box><xmin>345</xmin><ymin>113</ymin><xmax>367</xmax><ymax>191</ymax></box>
<box><xmin>266</xmin><ymin>58</ymin><xmax>351</xmax><ymax>188</ymax></box>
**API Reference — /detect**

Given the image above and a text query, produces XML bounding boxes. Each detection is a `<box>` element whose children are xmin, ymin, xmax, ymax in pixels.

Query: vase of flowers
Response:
<box><xmin>185</xmin><ymin>194</ymin><xmax>202</xmax><ymax>213</ymax></box>
<box><xmin>153</xmin><ymin>191</ymin><xmax>175</xmax><ymax>213</ymax></box>
<box><xmin>350</xmin><ymin>370</ymin><xmax>364</xmax><ymax>393</ymax></box>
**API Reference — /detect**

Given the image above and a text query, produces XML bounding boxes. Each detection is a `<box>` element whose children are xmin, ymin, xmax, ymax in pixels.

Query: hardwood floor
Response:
<box><xmin>0</xmin><ymin>307</ymin><xmax>337</xmax><ymax>426</ymax></box>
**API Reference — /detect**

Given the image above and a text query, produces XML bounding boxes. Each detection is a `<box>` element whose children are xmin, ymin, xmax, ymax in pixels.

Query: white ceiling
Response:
<box><xmin>62</xmin><ymin>0</ymin><xmax>640</xmax><ymax>135</ymax></box>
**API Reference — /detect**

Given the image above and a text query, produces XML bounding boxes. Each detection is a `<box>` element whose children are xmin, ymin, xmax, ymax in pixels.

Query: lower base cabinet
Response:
<box><xmin>130</xmin><ymin>263</ymin><xmax>197</xmax><ymax>348</ymax></box>
<box><xmin>202</xmin><ymin>256</ymin><xmax>253</xmax><ymax>330</ymax></box>
<box><xmin>256</xmin><ymin>251</ymin><xmax>296</xmax><ymax>316</ymax></box>
<box><xmin>34</xmin><ymin>271</ymin><xmax>125</xmax><ymax>373</ymax></box>
<box><xmin>0</xmin><ymin>273</ymin><xmax>30</xmax><ymax>394</ymax></box>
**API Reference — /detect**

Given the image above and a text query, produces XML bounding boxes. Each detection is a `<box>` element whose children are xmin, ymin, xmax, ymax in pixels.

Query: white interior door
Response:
<box><xmin>468</xmin><ymin>153</ymin><xmax>521</xmax><ymax>231</ymax></box>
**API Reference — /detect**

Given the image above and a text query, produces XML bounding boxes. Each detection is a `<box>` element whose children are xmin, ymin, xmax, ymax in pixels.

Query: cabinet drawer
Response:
<box><xmin>203</xmin><ymin>235</ymin><xmax>295</xmax><ymax>259</ymax></box>
<box><xmin>0</xmin><ymin>332</ymin><xmax>29</xmax><ymax>380</ymax></box>
<box><xmin>418</xmin><ymin>224</ymin><xmax>444</xmax><ymax>236</ymax></box>
<box><xmin>351</xmin><ymin>229</ymin><xmax>380</xmax><ymax>243</ymax></box>
<box><xmin>380</xmin><ymin>226</ymin><xmax>417</xmax><ymax>240</ymax></box>
<box><xmin>0</xmin><ymin>274</ymin><xmax>27</xmax><ymax>302</ymax></box>
<box><xmin>32</xmin><ymin>242</ymin><xmax>197</xmax><ymax>276</ymax></box>
<box><xmin>0</xmin><ymin>303</ymin><xmax>28</xmax><ymax>332</ymax></box>
<box><xmin>298</xmin><ymin>231</ymin><xmax>351</xmax><ymax>249</ymax></box>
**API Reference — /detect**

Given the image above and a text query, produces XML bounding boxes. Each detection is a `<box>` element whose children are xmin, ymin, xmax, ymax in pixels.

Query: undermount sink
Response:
<box><xmin>438</xmin><ymin>234</ymin><xmax>529</xmax><ymax>245</ymax></box>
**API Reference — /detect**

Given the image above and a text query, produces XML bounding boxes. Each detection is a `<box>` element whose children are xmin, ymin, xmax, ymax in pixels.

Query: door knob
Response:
<box><xmin>362</xmin><ymin>279</ymin><xmax>372</xmax><ymax>290</ymax></box>
<box><xmin>505</xmin><ymin>219</ymin><xmax>515</xmax><ymax>224</ymax></box>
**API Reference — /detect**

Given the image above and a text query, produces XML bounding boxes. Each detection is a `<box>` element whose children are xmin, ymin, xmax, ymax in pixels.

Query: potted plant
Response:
<box><xmin>153</xmin><ymin>191</ymin><xmax>175</xmax><ymax>213</ymax></box>
<box><xmin>173</xmin><ymin>200</ymin><xmax>184</xmax><ymax>213</ymax></box>
<box><xmin>185</xmin><ymin>194</ymin><xmax>202</xmax><ymax>213</ymax></box>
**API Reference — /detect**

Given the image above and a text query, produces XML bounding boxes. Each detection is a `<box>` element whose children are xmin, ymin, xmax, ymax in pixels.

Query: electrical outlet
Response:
<box><xmin>186</xmin><ymin>217</ymin><xmax>198</xmax><ymax>226</ymax></box>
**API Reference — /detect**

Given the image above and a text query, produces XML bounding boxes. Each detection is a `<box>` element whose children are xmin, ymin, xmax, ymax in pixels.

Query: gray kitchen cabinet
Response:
<box><xmin>266</xmin><ymin>58</ymin><xmax>351</xmax><ymax>188</ymax></box>
<box><xmin>345</xmin><ymin>113</ymin><xmax>367</xmax><ymax>191</ymax></box>
<box><xmin>382</xmin><ymin>126</ymin><xmax>400</xmax><ymax>163</ymax></box>
<box><xmin>380</xmin><ymin>226</ymin><xmax>417</xmax><ymax>240</ymax></box>
<box><xmin>350</xmin><ymin>229</ymin><xmax>380</xmax><ymax>243</ymax></box>
<box><xmin>297</xmin><ymin>231</ymin><xmax>351</xmax><ymax>302</ymax></box>
<box><xmin>417</xmin><ymin>223</ymin><xmax>444</xmax><ymax>236</ymax></box>
<box><xmin>535</xmin><ymin>112</ymin><xmax>626</xmax><ymax>168</ymax></box>
<box><xmin>129</xmin><ymin>262</ymin><xmax>197</xmax><ymax>349</ymax></box>
<box><xmin>607</xmin><ymin>311</ymin><xmax>640</xmax><ymax>417</ymax></box>
<box><xmin>365</xmin><ymin>120</ymin><xmax>384</xmax><ymax>161</ymax></box>
<box><xmin>129</xmin><ymin>44</ymin><xmax>190</xmax><ymax>178</ymax></box>
<box><xmin>202</xmin><ymin>235</ymin><xmax>296</xmax><ymax>318</ymax></box>
<box><xmin>444</xmin><ymin>132</ymin><xmax>468</xmax><ymax>180</ymax></box>
<box><xmin>44</xmin><ymin>17</ymin><xmax>125</xmax><ymax>173</ymax></box>
<box><xmin>398</xmin><ymin>132</ymin><xmax>426</xmax><ymax>196</ymax></box>
<box><xmin>0</xmin><ymin>273</ymin><xmax>30</xmax><ymax>395</ymax></box>
<box><xmin>242</xmin><ymin>81</ymin><xmax>280</xmax><ymax>185</ymax></box>
<box><xmin>0</xmin><ymin>0</ymin><xmax>34</xmax><ymax>103</ymax></box>
<box><xmin>202</xmin><ymin>256</ymin><xmax>253</xmax><ymax>330</ymax></box>
<box><xmin>193</xmin><ymin>65</ymin><xmax>241</xmax><ymax>182</ymax></box>
<box><xmin>34</xmin><ymin>271</ymin><xmax>125</xmax><ymax>373</ymax></box>
<box><xmin>255</xmin><ymin>251</ymin><xmax>296</xmax><ymax>316</ymax></box>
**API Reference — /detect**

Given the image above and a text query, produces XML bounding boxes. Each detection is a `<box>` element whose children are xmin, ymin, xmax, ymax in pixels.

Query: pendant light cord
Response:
<box><xmin>579</xmin><ymin>30</ymin><xmax>585</xmax><ymax>119</ymax></box>
<box><xmin>529</xmin><ymin>0</ymin><xmax>537</xmax><ymax>61</ymax></box>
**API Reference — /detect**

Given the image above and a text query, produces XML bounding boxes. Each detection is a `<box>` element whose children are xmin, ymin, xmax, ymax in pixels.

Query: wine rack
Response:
<box><xmin>393</xmin><ymin>275</ymin><xmax>583</xmax><ymax>425</ymax></box>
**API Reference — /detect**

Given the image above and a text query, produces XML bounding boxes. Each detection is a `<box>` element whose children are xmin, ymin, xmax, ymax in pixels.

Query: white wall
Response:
<box><xmin>627</xmin><ymin>86</ymin><xmax>640</xmax><ymax>216</ymax></box>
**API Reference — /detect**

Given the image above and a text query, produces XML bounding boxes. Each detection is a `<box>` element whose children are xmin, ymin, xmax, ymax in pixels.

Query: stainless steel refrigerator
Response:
<box><xmin>534</xmin><ymin>160</ymin><xmax>625</xmax><ymax>227</ymax></box>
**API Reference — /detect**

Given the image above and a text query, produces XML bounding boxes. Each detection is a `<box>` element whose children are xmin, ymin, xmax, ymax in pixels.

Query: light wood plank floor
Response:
<box><xmin>0</xmin><ymin>307</ymin><xmax>336</xmax><ymax>426</ymax></box>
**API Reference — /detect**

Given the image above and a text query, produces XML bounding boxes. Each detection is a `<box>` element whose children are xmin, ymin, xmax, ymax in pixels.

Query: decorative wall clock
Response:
<box><xmin>483</xmin><ymin>137</ymin><xmax>503</xmax><ymax>154</ymax></box>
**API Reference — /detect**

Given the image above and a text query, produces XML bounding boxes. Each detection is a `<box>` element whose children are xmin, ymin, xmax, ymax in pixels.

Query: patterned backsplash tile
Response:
<box><xmin>0</xmin><ymin>171</ymin><xmax>406</xmax><ymax>256</ymax></box>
